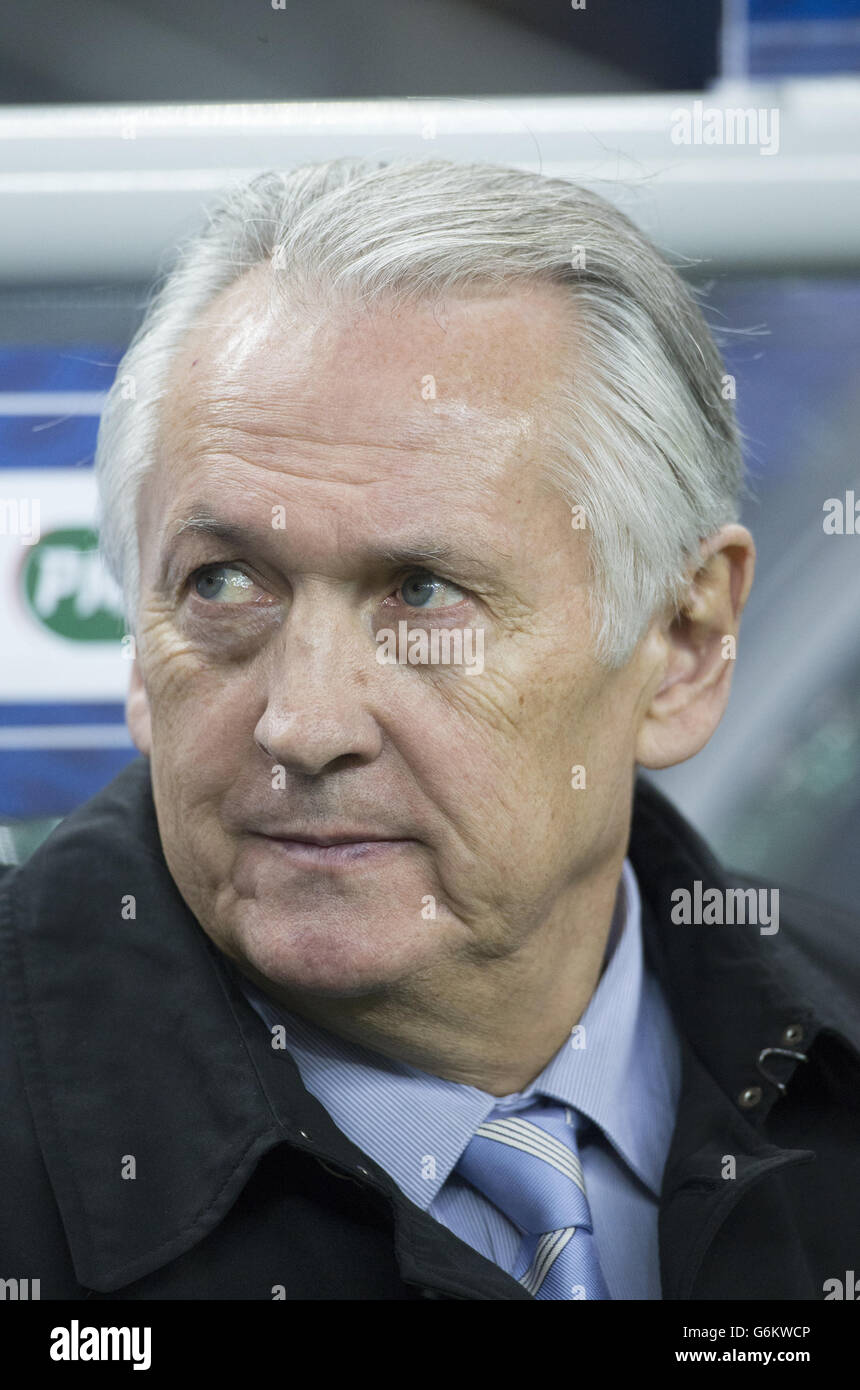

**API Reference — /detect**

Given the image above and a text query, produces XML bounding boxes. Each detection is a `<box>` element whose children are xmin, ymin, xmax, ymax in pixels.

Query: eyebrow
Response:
<box><xmin>160</xmin><ymin>512</ymin><xmax>511</xmax><ymax>586</ymax></box>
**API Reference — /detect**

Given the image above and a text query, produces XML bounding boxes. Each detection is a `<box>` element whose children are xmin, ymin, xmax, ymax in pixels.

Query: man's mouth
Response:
<box><xmin>251</xmin><ymin>830</ymin><xmax>418</xmax><ymax>869</ymax></box>
<box><xmin>263</xmin><ymin>831</ymin><xmax>405</xmax><ymax>846</ymax></box>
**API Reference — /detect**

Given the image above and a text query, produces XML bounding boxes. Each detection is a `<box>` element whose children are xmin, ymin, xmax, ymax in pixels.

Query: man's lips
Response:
<box><xmin>256</xmin><ymin>831</ymin><xmax>412</xmax><ymax>847</ymax></box>
<box><xmin>248</xmin><ymin>829</ymin><xmax>418</xmax><ymax>869</ymax></box>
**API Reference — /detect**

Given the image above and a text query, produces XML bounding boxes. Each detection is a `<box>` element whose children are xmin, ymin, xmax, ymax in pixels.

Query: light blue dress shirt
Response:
<box><xmin>239</xmin><ymin>859</ymin><xmax>682</xmax><ymax>1299</ymax></box>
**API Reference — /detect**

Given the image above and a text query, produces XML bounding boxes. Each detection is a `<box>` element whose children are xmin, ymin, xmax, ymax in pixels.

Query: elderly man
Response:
<box><xmin>1</xmin><ymin>158</ymin><xmax>857</xmax><ymax>1303</ymax></box>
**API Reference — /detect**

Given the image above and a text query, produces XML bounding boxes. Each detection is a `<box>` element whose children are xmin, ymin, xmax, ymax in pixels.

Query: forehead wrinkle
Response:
<box><xmin>156</xmin><ymin>408</ymin><xmax>543</xmax><ymax>505</ymax></box>
<box><xmin>160</xmin><ymin>395</ymin><xmax>534</xmax><ymax>461</ymax></box>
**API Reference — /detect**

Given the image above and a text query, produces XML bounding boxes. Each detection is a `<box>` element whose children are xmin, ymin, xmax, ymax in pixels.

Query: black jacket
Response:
<box><xmin>1</xmin><ymin>756</ymin><xmax>858</xmax><ymax>1300</ymax></box>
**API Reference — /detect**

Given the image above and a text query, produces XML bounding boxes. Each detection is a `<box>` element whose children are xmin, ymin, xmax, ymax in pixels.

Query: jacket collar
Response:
<box><xmin>630</xmin><ymin>777</ymin><xmax>860</xmax><ymax>1089</ymax></box>
<box><xmin>629</xmin><ymin>779</ymin><xmax>815</xmax><ymax>1115</ymax></box>
<box><xmin>1</xmin><ymin>755</ymin><xmax>855</xmax><ymax>1294</ymax></box>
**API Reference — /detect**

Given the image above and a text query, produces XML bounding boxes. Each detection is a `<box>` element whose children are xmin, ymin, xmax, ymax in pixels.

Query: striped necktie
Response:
<box><xmin>455</xmin><ymin>1097</ymin><xmax>611</xmax><ymax>1299</ymax></box>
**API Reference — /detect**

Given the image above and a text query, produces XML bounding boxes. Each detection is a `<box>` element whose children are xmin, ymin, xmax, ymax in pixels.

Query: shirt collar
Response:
<box><xmin>523</xmin><ymin>859</ymin><xmax>681</xmax><ymax>1194</ymax></box>
<box><xmin>239</xmin><ymin>858</ymin><xmax>679</xmax><ymax>1208</ymax></box>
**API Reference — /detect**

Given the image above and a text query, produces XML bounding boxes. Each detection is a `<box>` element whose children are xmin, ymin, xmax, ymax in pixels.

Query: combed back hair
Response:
<box><xmin>94</xmin><ymin>156</ymin><xmax>744</xmax><ymax>665</ymax></box>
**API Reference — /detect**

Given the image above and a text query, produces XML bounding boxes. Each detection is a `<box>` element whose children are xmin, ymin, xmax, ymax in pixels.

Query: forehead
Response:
<box><xmin>155</xmin><ymin>268</ymin><xmax>574</xmax><ymax>468</ymax></box>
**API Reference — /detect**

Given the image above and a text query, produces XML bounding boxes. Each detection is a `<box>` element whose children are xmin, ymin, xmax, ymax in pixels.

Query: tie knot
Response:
<box><xmin>455</xmin><ymin>1100</ymin><xmax>594</xmax><ymax>1237</ymax></box>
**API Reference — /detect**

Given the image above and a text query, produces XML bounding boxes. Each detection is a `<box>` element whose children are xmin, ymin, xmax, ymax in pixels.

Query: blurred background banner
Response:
<box><xmin>725</xmin><ymin>0</ymin><xmax>860</xmax><ymax>78</ymax></box>
<box><xmin>0</xmin><ymin>346</ymin><xmax>129</xmax><ymax>820</ymax></box>
<box><xmin>0</xmin><ymin>0</ymin><xmax>858</xmax><ymax>908</ymax></box>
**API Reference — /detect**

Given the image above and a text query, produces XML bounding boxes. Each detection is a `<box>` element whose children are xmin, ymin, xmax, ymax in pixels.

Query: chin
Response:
<box><xmin>228</xmin><ymin>901</ymin><xmax>437</xmax><ymax>1001</ymax></box>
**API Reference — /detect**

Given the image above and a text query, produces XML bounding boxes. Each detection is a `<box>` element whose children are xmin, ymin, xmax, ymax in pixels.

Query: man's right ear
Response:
<box><xmin>126</xmin><ymin>658</ymin><xmax>152</xmax><ymax>755</ymax></box>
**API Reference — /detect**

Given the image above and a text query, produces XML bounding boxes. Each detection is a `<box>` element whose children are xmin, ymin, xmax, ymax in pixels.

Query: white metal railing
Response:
<box><xmin>0</xmin><ymin>82</ymin><xmax>858</xmax><ymax>281</ymax></box>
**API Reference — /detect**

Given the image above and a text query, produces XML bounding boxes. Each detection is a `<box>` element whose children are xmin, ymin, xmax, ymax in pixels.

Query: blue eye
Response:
<box><xmin>193</xmin><ymin>565</ymin><xmax>255</xmax><ymax>603</ymax></box>
<box><xmin>399</xmin><ymin>571</ymin><xmax>464</xmax><ymax>610</ymax></box>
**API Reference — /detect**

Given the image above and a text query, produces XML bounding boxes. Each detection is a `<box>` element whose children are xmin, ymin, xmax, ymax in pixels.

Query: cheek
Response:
<box><xmin>388</xmin><ymin>663</ymin><xmax>582</xmax><ymax>854</ymax></box>
<box><xmin>145</xmin><ymin>656</ymin><xmax>262</xmax><ymax>846</ymax></box>
<box><xmin>143</xmin><ymin>625</ymin><xmax>257</xmax><ymax>756</ymax></box>
<box><xmin>430</xmin><ymin>656</ymin><xmax>623</xmax><ymax>858</ymax></box>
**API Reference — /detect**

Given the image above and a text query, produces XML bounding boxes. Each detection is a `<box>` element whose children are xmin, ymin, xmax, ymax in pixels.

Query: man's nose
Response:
<box><xmin>252</xmin><ymin>611</ymin><xmax>384</xmax><ymax>777</ymax></box>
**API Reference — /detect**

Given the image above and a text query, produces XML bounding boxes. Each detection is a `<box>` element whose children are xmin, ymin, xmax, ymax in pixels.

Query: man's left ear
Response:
<box><xmin>126</xmin><ymin>655</ymin><xmax>153</xmax><ymax>756</ymax></box>
<box><xmin>635</xmin><ymin>524</ymin><xmax>755</xmax><ymax>770</ymax></box>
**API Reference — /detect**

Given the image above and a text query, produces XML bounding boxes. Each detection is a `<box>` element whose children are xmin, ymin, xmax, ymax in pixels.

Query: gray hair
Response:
<box><xmin>94</xmin><ymin>156</ymin><xmax>743</xmax><ymax>665</ymax></box>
